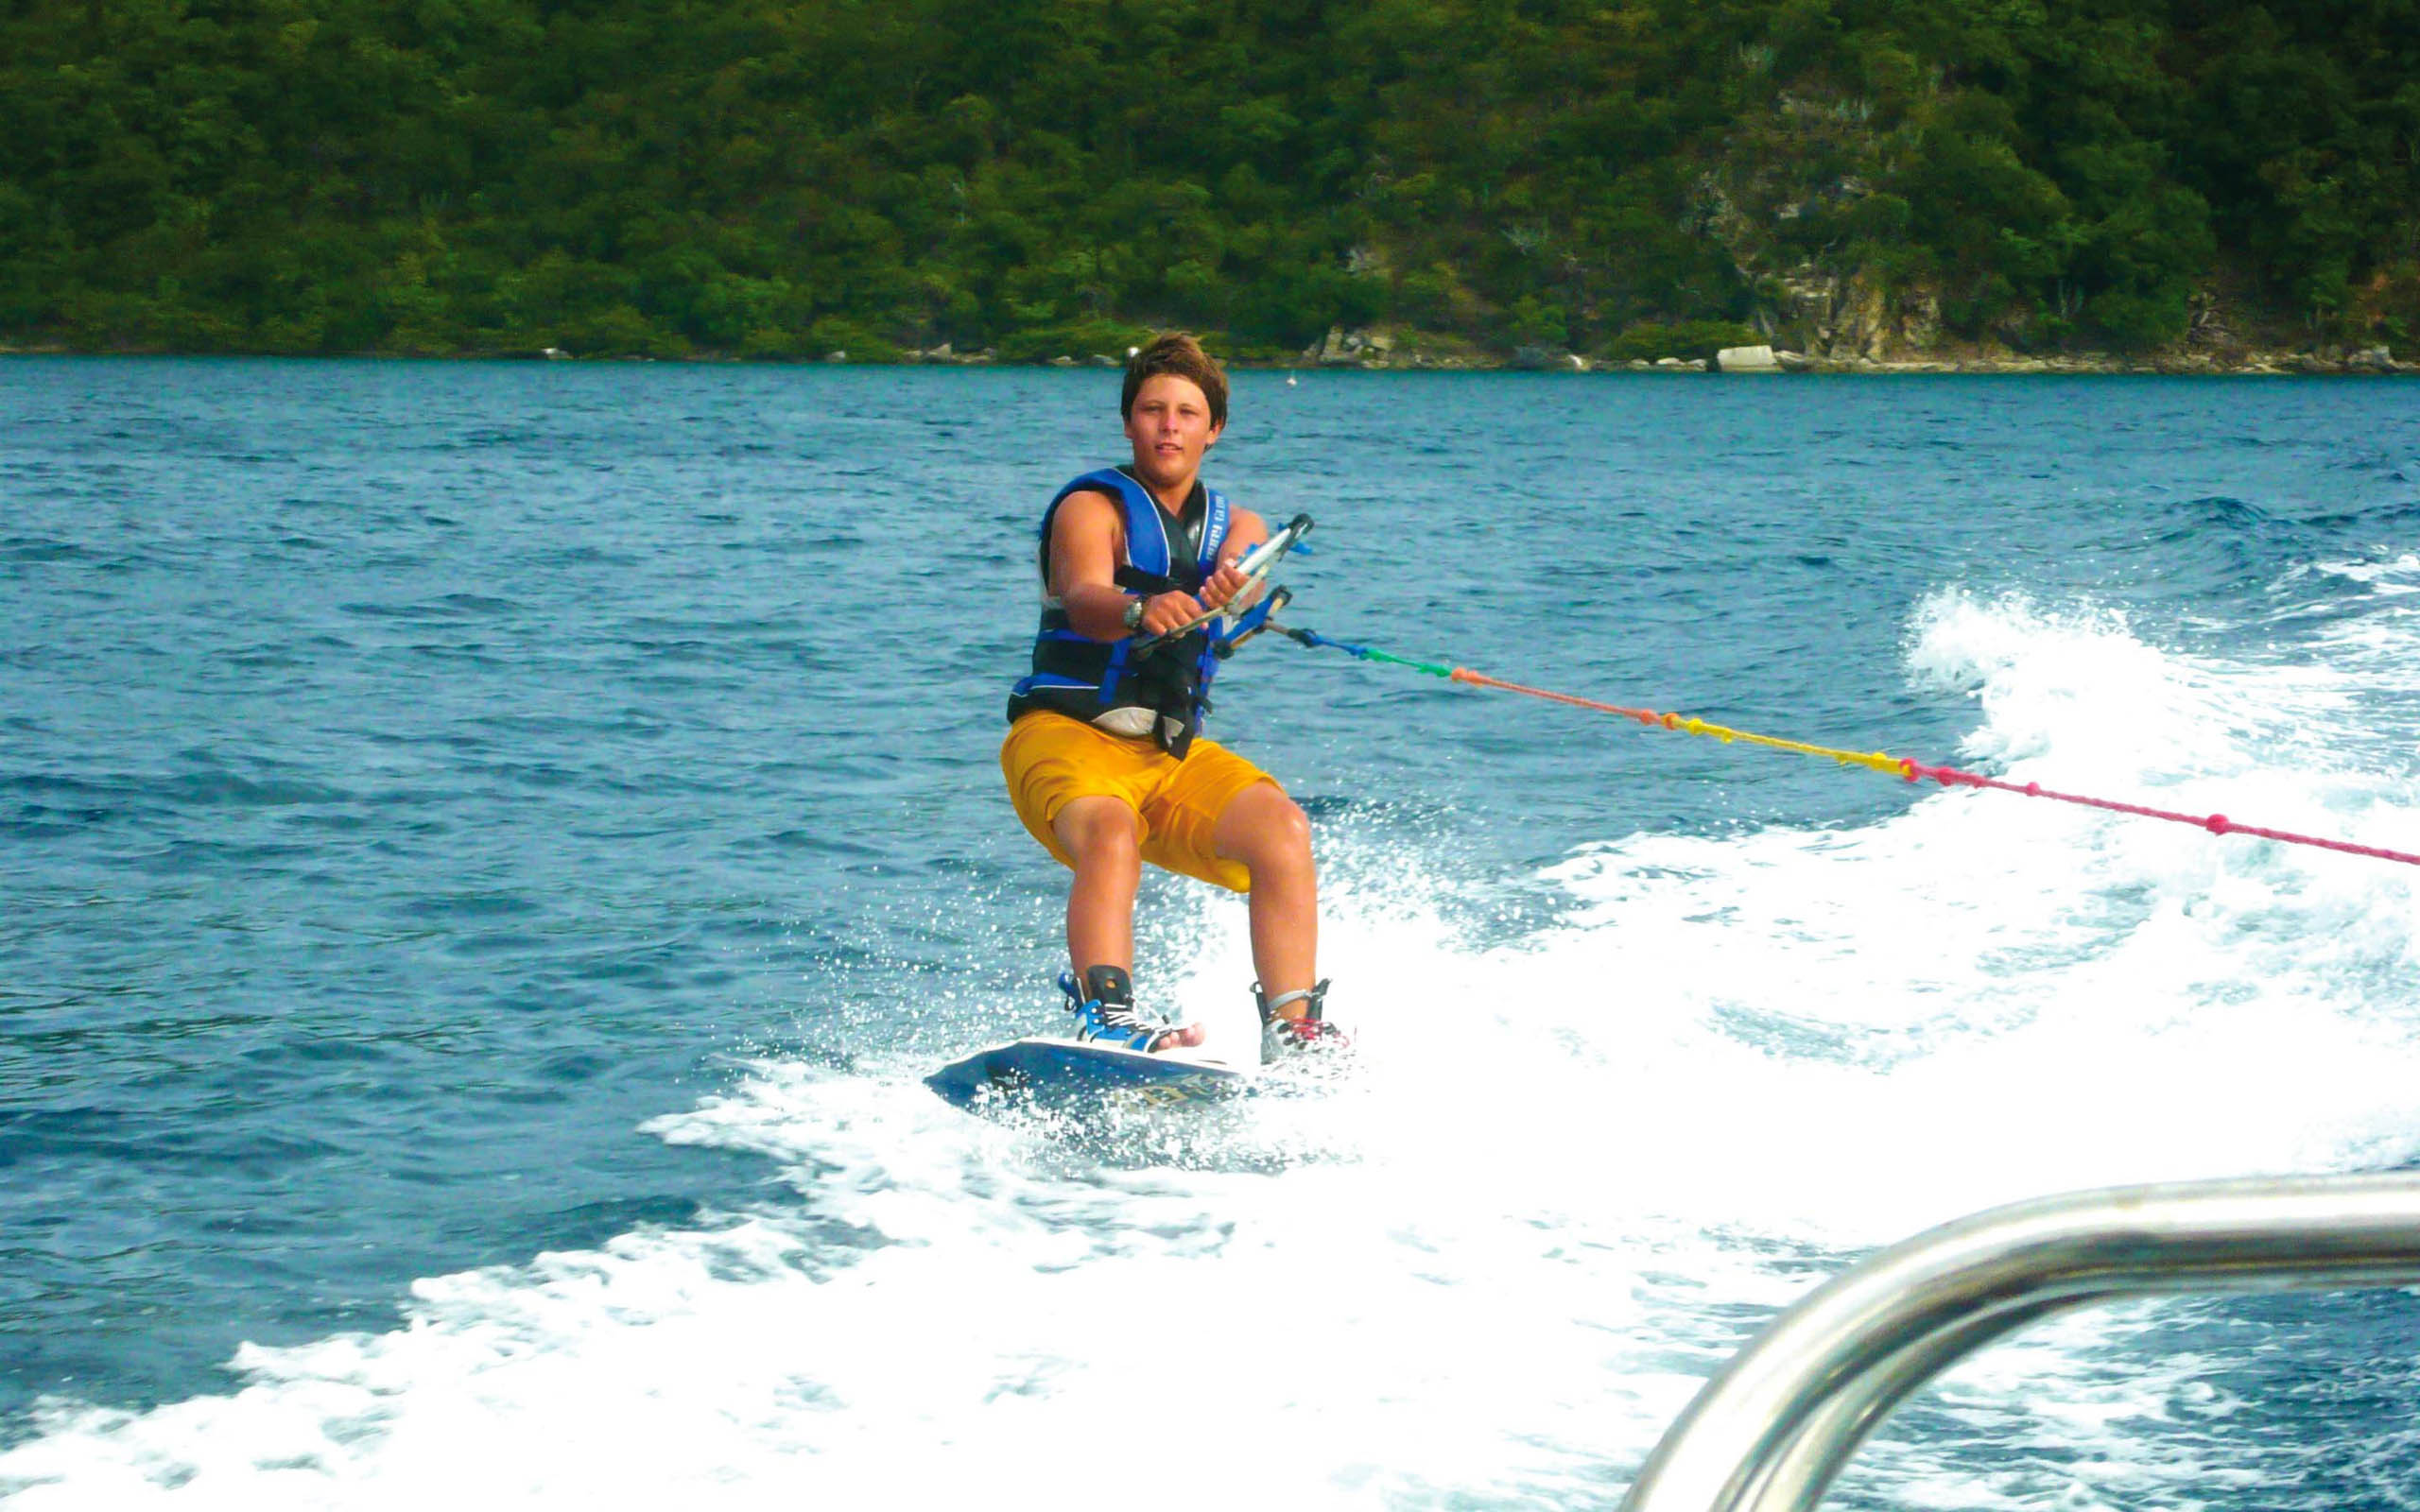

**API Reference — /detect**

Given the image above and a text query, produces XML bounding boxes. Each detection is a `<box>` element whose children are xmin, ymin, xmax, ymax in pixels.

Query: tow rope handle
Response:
<box><xmin>1217</xmin><ymin>585</ymin><xmax>1292</xmax><ymax>657</ymax></box>
<box><xmin>1130</xmin><ymin>513</ymin><xmax>1313</xmax><ymax>655</ymax></box>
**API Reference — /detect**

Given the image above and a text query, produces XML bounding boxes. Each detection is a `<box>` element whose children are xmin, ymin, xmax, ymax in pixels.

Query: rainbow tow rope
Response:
<box><xmin>1275</xmin><ymin>626</ymin><xmax>2420</xmax><ymax>869</ymax></box>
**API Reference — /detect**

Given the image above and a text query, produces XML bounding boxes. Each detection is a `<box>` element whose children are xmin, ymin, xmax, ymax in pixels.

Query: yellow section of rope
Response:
<box><xmin>1657</xmin><ymin>713</ymin><xmax>1909</xmax><ymax>775</ymax></box>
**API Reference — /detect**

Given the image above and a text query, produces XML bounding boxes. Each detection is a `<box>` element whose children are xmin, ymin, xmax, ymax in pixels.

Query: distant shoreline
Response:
<box><xmin>3</xmin><ymin>343</ymin><xmax>2412</xmax><ymax>377</ymax></box>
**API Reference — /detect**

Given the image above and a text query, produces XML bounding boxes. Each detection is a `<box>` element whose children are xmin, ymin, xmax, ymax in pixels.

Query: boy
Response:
<box><xmin>1001</xmin><ymin>334</ymin><xmax>1345</xmax><ymax>1061</ymax></box>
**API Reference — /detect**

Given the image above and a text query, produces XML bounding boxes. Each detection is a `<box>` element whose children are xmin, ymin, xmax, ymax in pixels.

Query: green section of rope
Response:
<box><xmin>1364</xmin><ymin>647</ymin><xmax>1455</xmax><ymax>678</ymax></box>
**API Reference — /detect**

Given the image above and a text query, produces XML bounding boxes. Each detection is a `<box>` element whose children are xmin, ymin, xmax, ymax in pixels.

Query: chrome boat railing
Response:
<box><xmin>1619</xmin><ymin>1173</ymin><xmax>2420</xmax><ymax>1512</ymax></box>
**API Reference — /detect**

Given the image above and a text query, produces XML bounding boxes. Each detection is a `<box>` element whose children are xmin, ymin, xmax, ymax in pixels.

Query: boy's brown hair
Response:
<box><xmin>1121</xmin><ymin>333</ymin><xmax>1228</xmax><ymax>429</ymax></box>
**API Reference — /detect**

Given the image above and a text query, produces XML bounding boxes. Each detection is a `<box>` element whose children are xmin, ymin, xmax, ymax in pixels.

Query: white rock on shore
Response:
<box><xmin>1716</xmin><ymin>344</ymin><xmax>1782</xmax><ymax>372</ymax></box>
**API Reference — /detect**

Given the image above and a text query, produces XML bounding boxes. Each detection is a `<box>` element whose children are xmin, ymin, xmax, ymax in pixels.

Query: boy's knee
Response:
<box><xmin>1055</xmin><ymin>797</ymin><xmax>1140</xmax><ymax>860</ymax></box>
<box><xmin>1268</xmin><ymin>798</ymin><xmax>1312</xmax><ymax>854</ymax></box>
<box><xmin>1229</xmin><ymin>789</ymin><xmax>1312</xmax><ymax>868</ymax></box>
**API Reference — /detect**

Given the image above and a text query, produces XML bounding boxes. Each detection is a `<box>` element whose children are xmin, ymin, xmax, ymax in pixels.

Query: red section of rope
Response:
<box><xmin>1897</xmin><ymin>761</ymin><xmax>2420</xmax><ymax>867</ymax></box>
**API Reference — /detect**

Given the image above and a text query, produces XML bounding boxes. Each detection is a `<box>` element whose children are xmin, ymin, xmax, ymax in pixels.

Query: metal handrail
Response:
<box><xmin>1618</xmin><ymin>1172</ymin><xmax>2420</xmax><ymax>1512</ymax></box>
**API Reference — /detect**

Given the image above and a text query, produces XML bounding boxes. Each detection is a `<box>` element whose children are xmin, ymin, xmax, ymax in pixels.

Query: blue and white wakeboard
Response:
<box><xmin>926</xmin><ymin>1037</ymin><xmax>1248</xmax><ymax>1110</ymax></box>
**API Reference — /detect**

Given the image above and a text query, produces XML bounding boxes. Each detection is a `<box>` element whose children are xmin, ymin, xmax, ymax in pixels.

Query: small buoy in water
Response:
<box><xmin>1286</xmin><ymin>375</ymin><xmax>1298</xmax><ymax>387</ymax></box>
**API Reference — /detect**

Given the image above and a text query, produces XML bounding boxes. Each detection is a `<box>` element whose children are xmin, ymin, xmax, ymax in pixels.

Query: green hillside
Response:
<box><xmin>4</xmin><ymin>0</ymin><xmax>2415</xmax><ymax>361</ymax></box>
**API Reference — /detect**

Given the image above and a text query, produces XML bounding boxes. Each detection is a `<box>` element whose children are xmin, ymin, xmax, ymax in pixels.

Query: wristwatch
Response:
<box><xmin>1122</xmin><ymin>597</ymin><xmax>1148</xmax><ymax>630</ymax></box>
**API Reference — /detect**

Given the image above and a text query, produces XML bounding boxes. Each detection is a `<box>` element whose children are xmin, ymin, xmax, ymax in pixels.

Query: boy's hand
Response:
<box><xmin>1197</xmin><ymin>562</ymin><xmax>1261</xmax><ymax>613</ymax></box>
<box><xmin>1134</xmin><ymin>591</ymin><xmax>1208</xmax><ymax>637</ymax></box>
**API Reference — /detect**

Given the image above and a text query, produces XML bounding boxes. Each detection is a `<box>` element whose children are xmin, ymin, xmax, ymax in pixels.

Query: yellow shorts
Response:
<box><xmin>1000</xmin><ymin>713</ymin><xmax>1276</xmax><ymax>893</ymax></box>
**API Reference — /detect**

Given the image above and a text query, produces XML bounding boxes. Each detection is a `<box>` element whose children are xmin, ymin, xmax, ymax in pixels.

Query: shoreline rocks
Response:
<box><xmin>1248</xmin><ymin>339</ymin><xmax>2417</xmax><ymax>376</ymax></box>
<box><xmin>4</xmin><ymin>336</ymin><xmax>2411</xmax><ymax>374</ymax></box>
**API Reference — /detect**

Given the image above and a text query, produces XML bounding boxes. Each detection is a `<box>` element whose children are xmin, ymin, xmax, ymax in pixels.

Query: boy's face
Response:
<box><xmin>1123</xmin><ymin>374</ymin><xmax>1222</xmax><ymax>489</ymax></box>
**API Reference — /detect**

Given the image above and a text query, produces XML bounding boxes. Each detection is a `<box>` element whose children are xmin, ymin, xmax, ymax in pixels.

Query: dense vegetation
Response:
<box><xmin>3</xmin><ymin>0</ymin><xmax>2416</xmax><ymax>360</ymax></box>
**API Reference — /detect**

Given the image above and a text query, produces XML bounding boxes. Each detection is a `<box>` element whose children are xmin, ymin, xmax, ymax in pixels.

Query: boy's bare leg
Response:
<box><xmin>1053</xmin><ymin>795</ymin><xmax>1141</xmax><ymax>973</ymax></box>
<box><xmin>1212</xmin><ymin>782</ymin><xmax>1319</xmax><ymax>1015</ymax></box>
<box><xmin>1051</xmin><ymin>795</ymin><xmax>1206</xmax><ymax>1048</ymax></box>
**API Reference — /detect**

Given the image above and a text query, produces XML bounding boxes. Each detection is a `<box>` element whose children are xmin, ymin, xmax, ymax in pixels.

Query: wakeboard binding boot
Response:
<box><xmin>1256</xmin><ymin>978</ymin><xmax>1347</xmax><ymax>1063</ymax></box>
<box><xmin>1061</xmin><ymin>964</ymin><xmax>1178</xmax><ymax>1053</ymax></box>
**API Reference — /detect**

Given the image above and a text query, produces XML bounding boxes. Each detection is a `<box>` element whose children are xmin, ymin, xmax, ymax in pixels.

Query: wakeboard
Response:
<box><xmin>926</xmin><ymin>1037</ymin><xmax>1248</xmax><ymax>1111</ymax></box>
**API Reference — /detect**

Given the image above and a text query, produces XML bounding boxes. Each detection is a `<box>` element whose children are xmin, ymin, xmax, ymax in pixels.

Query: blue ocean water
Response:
<box><xmin>3</xmin><ymin>358</ymin><xmax>2418</xmax><ymax>1507</ymax></box>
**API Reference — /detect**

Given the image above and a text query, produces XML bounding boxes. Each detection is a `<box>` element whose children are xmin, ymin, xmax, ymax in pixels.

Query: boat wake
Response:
<box><xmin>7</xmin><ymin>590</ymin><xmax>2417</xmax><ymax>1509</ymax></box>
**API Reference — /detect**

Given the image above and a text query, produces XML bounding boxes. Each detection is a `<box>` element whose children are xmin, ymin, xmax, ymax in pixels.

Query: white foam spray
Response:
<box><xmin>7</xmin><ymin>592</ymin><xmax>2418</xmax><ymax>1510</ymax></box>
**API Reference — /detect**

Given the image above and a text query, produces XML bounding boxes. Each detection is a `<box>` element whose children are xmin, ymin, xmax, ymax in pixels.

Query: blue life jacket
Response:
<box><xmin>1008</xmin><ymin>467</ymin><xmax>1234</xmax><ymax>758</ymax></box>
